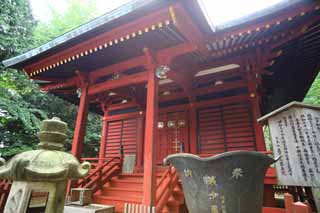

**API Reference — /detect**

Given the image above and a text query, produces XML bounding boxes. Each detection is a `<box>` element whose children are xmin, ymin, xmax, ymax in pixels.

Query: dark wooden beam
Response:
<box><xmin>88</xmin><ymin>71</ymin><xmax>148</xmax><ymax>96</ymax></box>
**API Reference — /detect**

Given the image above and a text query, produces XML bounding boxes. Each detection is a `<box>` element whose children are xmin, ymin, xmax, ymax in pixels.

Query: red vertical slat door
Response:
<box><xmin>156</xmin><ymin>111</ymin><xmax>188</xmax><ymax>164</ymax></box>
<box><xmin>105</xmin><ymin>118</ymin><xmax>140</xmax><ymax>159</ymax></box>
<box><xmin>197</xmin><ymin>102</ymin><xmax>256</xmax><ymax>155</ymax></box>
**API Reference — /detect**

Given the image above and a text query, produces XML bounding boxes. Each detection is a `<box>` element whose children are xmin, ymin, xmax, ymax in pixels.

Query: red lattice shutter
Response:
<box><xmin>197</xmin><ymin>102</ymin><xmax>256</xmax><ymax>155</ymax></box>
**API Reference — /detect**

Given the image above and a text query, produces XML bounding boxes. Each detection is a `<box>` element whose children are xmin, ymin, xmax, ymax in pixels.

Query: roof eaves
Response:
<box><xmin>2</xmin><ymin>0</ymin><xmax>157</xmax><ymax>68</ymax></box>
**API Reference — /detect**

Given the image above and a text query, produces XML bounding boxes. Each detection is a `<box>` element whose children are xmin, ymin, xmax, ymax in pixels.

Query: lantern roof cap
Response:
<box><xmin>0</xmin><ymin>117</ymin><xmax>90</xmax><ymax>181</ymax></box>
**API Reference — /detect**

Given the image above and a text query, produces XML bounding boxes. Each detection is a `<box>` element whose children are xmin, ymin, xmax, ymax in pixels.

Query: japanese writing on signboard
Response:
<box><xmin>269</xmin><ymin>107</ymin><xmax>320</xmax><ymax>186</ymax></box>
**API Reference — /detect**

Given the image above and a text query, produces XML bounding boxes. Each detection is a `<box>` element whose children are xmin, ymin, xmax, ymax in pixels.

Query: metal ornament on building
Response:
<box><xmin>157</xmin><ymin>121</ymin><xmax>164</xmax><ymax>129</ymax></box>
<box><xmin>165</xmin><ymin>151</ymin><xmax>277</xmax><ymax>213</ymax></box>
<box><xmin>177</xmin><ymin>119</ymin><xmax>186</xmax><ymax>127</ymax></box>
<box><xmin>112</xmin><ymin>73</ymin><xmax>121</xmax><ymax>80</ymax></box>
<box><xmin>155</xmin><ymin>65</ymin><xmax>170</xmax><ymax>79</ymax></box>
<box><xmin>76</xmin><ymin>88</ymin><xmax>82</xmax><ymax>98</ymax></box>
<box><xmin>0</xmin><ymin>117</ymin><xmax>91</xmax><ymax>213</ymax></box>
<box><xmin>167</xmin><ymin>120</ymin><xmax>176</xmax><ymax>128</ymax></box>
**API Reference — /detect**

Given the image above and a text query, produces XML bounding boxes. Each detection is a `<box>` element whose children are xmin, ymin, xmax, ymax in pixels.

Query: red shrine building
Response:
<box><xmin>2</xmin><ymin>0</ymin><xmax>320</xmax><ymax>212</ymax></box>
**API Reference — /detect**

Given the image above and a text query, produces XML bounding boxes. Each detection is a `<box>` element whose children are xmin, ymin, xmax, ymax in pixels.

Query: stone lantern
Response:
<box><xmin>0</xmin><ymin>117</ymin><xmax>91</xmax><ymax>213</ymax></box>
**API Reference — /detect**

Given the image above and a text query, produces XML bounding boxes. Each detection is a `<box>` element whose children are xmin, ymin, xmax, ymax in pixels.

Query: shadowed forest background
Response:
<box><xmin>0</xmin><ymin>0</ymin><xmax>319</xmax><ymax>158</ymax></box>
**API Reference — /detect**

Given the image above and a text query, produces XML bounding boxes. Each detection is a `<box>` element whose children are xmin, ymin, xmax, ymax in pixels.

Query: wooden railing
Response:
<box><xmin>263</xmin><ymin>193</ymin><xmax>312</xmax><ymax>213</ymax></box>
<box><xmin>0</xmin><ymin>179</ymin><xmax>11</xmax><ymax>212</ymax></box>
<box><xmin>155</xmin><ymin>167</ymin><xmax>180</xmax><ymax>212</ymax></box>
<box><xmin>77</xmin><ymin>157</ymin><xmax>122</xmax><ymax>193</ymax></box>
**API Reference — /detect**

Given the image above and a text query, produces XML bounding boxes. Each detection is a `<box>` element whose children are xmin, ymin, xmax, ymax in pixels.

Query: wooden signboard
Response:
<box><xmin>259</xmin><ymin>102</ymin><xmax>320</xmax><ymax>187</ymax></box>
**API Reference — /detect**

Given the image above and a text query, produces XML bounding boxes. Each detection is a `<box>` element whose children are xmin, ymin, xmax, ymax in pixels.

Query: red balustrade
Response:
<box><xmin>77</xmin><ymin>157</ymin><xmax>122</xmax><ymax>193</ymax></box>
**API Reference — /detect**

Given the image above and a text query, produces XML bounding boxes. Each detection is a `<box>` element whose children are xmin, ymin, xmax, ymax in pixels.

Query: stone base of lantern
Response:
<box><xmin>64</xmin><ymin>204</ymin><xmax>115</xmax><ymax>213</ymax></box>
<box><xmin>4</xmin><ymin>180</ymin><xmax>67</xmax><ymax>213</ymax></box>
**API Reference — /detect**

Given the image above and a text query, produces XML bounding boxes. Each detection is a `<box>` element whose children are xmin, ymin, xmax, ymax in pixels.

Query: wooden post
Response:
<box><xmin>246</xmin><ymin>71</ymin><xmax>266</xmax><ymax>151</ymax></box>
<box><xmin>71</xmin><ymin>83</ymin><xmax>89</xmax><ymax>158</ymax></box>
<box><xmin>263</xmin><ymin>184</ymin><xmax>276</xmax><ymax>207</ymax></box>
<box><xmin>136</xmin><ymin>112</ymin><xmax>144</xmax><ymax>171</ymax></box>
<box><xmin>98</xmin><ymin>110</ymin><xmax>108</xmax><ymax>164</ymax></box>
<box><xmin>189</xmin><ymin>103</ymin><xmax>198</xmax><ymax>154</ymax></box>
<box><xmin>142</xmin><ymin>48</ymin><xmax>158</xmax><ymax>207</ymax></box>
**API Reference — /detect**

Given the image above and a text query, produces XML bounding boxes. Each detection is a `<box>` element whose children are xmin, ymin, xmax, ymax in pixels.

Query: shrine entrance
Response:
<box><xmin>156</xmin><ymin>111</ymin><xmax>189</xmax><ymax>164</ymax></box>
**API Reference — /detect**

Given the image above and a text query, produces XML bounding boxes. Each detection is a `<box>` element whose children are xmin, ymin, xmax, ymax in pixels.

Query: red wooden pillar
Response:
<box><xmin>246</xmin><ymin>72</ymin><xmax>266</xmax><ymax>151</ymax></box>
<box><xmin>189</xmin><ymin>103</ymin><xmax>198</xmax><ymax>154</ymax></box>
<box><xmin>142</xmin><ymin>48</ymin><xmax>158</xmax><ymax>207</ymax></box>
<box><xmin>71</xmin><ymin>83</ymin><xmax>90</xmax><ymax>159</ymax></box>
<box><xmin>136</xmin><ymin>112</ymin><xmax>144</xmax><ymax>170</ymax></box>
<box><xmin>263</xmin><ymin>184</ymin><xmax>276</xmax><ymax>207</ymax></box>
<box><xmin>99</xmin><ymin>110</ymin><xmax>108</xmax><ymax>164</ymax></box>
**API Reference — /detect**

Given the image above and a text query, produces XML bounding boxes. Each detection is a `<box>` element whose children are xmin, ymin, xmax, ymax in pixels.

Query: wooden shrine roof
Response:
<box><xmin>2</xmin><ymin>0</ymin><xmax>320</xmax><ymax>114</ymax></box>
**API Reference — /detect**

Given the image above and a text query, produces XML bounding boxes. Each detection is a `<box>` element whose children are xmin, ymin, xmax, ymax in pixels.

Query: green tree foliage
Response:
<box><xmin>304</xmin><ymin>72</ymin><xmax>320</xmax><ymax>105</ymax></box>
<box><xmin>0</xmin><ymin>0</ymin><xmax>102</xmax><ymax>158</ymax></box>
<box><xmin>33</xmin><ymin>0</ymin><xmax>99</xmax><ymax>46</ymax></box>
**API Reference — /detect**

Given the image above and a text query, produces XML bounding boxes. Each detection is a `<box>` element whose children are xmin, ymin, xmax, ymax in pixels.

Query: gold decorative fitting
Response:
<box><xmin>269</xmin><ymin>60</ymin><xmax>275</xmax><ymax>66</ymax></box>
<box><xmin>158</xmin><ymin>22</ymin><xmax>163</xmax><ymax>28</ymax></box>
<box><xmin>169</xmin><ymin>6</ymin><xmax>177</xmax><ymax>25</ymax></box>
<box><xmin>277</xmin><ymin>50</ymin><xmax>282</xmax><ymax>56</ymax></box>
<box><xmin>45</xmin><ymin>67</ymin><xmax>49</xmax><ymax>70</ymax></box>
